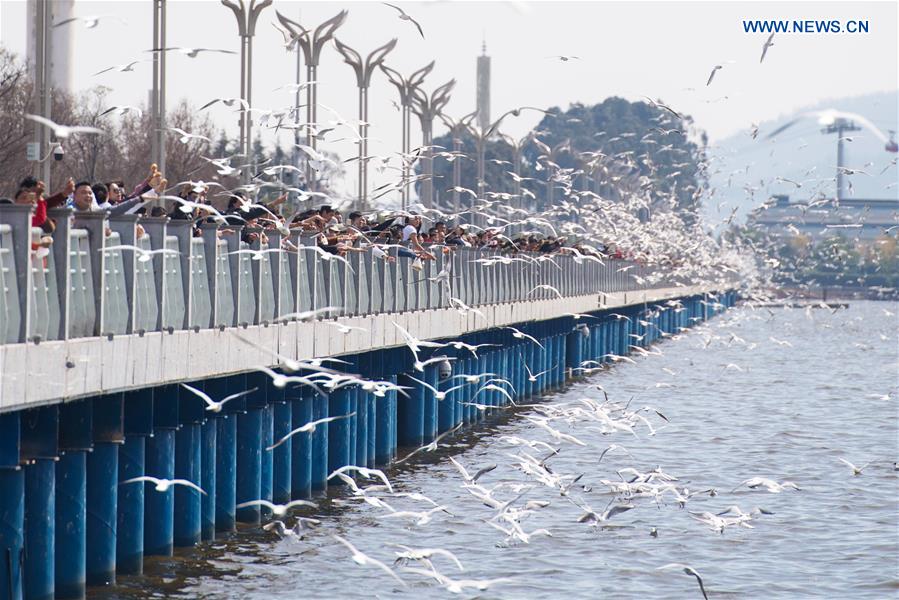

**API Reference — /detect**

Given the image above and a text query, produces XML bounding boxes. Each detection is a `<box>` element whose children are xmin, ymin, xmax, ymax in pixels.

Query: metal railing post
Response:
<box><xmin>72</xmin><ymin>212</ymin><xmax>108</xmax><ymax>337</ymax></box>
<box><xmin>140</xmin><ymin>217</ymin><xmax>169</xmax><ymax>332</ymax></box>
<box><xmin>0</xmin><ymin>204</ymin><xmax>34</xmax><ymax>342</ymax></box>
<box><xmin>108</xmin><ymin>214</ymin><xmax>140</xmax><ymax>334</ymax></box>
<box><xmin>200</xmin><ymin>223</ymin><xmax>220</xmax><ymax>329</ymax></box>
<box><xmin>221</xmin><ymin>227</ymin><xmax>242</xmax><ymax>326</ymax></box>
<box><xmin>166</xmin><ymin>219</ymin><xmax>194</xmax><ymax>330</ymax></box>
<box><xmin>48</xmin><ymin>208</ymin><xmax>73</xmax><ymax>340</ymax></box>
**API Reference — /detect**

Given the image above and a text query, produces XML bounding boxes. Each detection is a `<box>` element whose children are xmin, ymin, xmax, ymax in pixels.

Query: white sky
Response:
<box><xmin>1</xmin><ymin>0</ymin><xmax>896</xmax><ymax>195</ymax></box>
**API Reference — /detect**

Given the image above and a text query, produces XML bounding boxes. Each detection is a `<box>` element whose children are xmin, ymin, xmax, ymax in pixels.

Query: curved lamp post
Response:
<box><xmin>499</xmin><ymin>131</ymin><xmax>536</xmax><ymax>226</ymax></box>
<box><xmin>332</xmin><ymin>37</ymin><xmax>397</xmax><ymax>211</ymax></box>
<box><xmin>276</xmin><ymin>10</ymin><xmax>347</xmax><ymax>191</ymax></box>
<box><xmin>381</xmin><ymin>62</ymin><xmax>434</xmax><ymax>210</ymax></box>
<box><xmin>438</xmin><ymin>110</ymin><xmax>477</xmax><ymax>214</ymax></box>
<box><xmin>221</xmin><ymin>0</ymin><xmax>273</xmax><ymax>183</ymax></box>
<box><xmin>410</xmin><ymin>79</ymin><xmax>455</xmax><ymax>209</ymax></box>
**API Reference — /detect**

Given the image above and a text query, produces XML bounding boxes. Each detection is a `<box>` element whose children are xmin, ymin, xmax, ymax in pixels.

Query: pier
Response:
<box><xmin>0</xmin><ymin>204</ymin><xmax>735</xmax><ymax>599</ymax></box>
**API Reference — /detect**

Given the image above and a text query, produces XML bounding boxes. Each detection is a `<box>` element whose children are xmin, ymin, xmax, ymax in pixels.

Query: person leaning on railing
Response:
<box><xmin>13</xmin><ymin>187</ymin><xmax>53</xmax><ymax>249</ymax></box>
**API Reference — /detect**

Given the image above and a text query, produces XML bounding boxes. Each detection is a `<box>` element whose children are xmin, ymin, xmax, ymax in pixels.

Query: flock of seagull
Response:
<box><xmin>112</xmin><ymin>301</ymin><xmax>897</xmax><ymax>599</ymax></box>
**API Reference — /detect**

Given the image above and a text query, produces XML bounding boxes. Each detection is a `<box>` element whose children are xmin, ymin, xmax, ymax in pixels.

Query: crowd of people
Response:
<box><xmin>2</xmin><ymin>162</ymin><xmax>621</xmax><ymax>267</ymax></box>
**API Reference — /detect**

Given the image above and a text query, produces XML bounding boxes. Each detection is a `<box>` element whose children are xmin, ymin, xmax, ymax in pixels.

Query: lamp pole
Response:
<box><xmin>499</xmin><ymin>132</ymin><xmax>534</xmax><ymax>226</ymax></box>
<box><xmin>381</xmin><ymin>62</ymin><xmax>434</xmax><ymax>211</ymax></box>
<box><xmin>410</xmin><ymin>80</ymin><xmax>455</xmax><ymax>210</ymax></box>
<box><xmin>31</xmin><ymin>0</ymin><xmax>52</xmax><ymax>184</ymax></box>
<box><xmin>333</xmin><ymin>37</ymin><xmax>397</xmax><ymax>212</ymax></box>
<box><xmin>276</xmin><ymin>10</ymin><xmax>347</xmax><ymax>193</ymax></box>
<box><xmin>438</xmin><ymin>111</ymin><xmax>477</xmax><ymax>215</ymax></box>
<box><xmin>150</xmin><ymin>0</ymin><xmax>166</xmax><ymax>176</ymax></box>
<box><xmin>222</xmin><ymin>0</ymin><xmax>272</xmax><ymax>184</ymax></box>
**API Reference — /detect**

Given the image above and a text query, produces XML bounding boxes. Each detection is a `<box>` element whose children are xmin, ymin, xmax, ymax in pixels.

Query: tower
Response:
<box><xmin>476</xmin><ymin>40</ymin><xmax>490</xmax><ymax>132</ymax></box>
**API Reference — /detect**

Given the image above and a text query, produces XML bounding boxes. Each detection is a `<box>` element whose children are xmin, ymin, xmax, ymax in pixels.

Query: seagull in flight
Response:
<box><xmin>179</xmin><ymin>383</ymin><xmax>257</xmax><ymax>413</ymax></box>
<box><xmin>383</xmin><ymin>3</ymin><xmax>425</xmax><ymax>38</ymax></box>
<box><xmin>838</xmin><ymin>457</ymin><xmax>870</xmax><ymax>476</ymax></box>
<box><xmin>332</xmin><ymin>535</ymin><xmax>408</xmax><ymax>586</ymax></box>
<box><xmin>267</xmin><ymin>413</ymin><xmax>356</xmax><ymax>450</ymax></box>
<box><xmin>236</xmin><ymin>498</ymin><xmax>317</xmax><ymax>517</ymax></box>
<box><xmin>92</xmin><ymin>60</ymin><xmax>149</xmax><ymax>76</ymax></box>
<box><xmin>24</xmin><ymin>114</ymin><xmax>105</xmax><ymax>139</ymax></box>
<box><xmin>166</xmin><ymin>127</ymin><xmax>211</xmax><ymax>144</ymax></box>
<box><xmin>546</xmin><ymin>55</ymin><xmax>580</xmax><ymax>62</ymax></box>
<box><xmin>759</xmin><ymin>32</ymin><xmax>775</xmax><ymax>63</ymax></box>
<box><xmin>148</xmin><ymin>47</ymin><xmax>237</xmax><ymax>58</ymax></box>
<box><xmin>102</xmin><ymin>244</ymin><xmax>179</xmax><ymax>263</ymax></box>
<box><xmin>122</xmin><ymin>476</ymin><xmax>206</xmax><ymax>495</ymax></box>
<box><xmin>657</xmin><ymin>563</ymin><xmax>709</xmax><ymax>600</ymax></box>
<box><xmin>449</xmin><ymin>457</ymin><xmax>497</xmax><ymax>484</ymax></box>
<box><xmin>503</xmin><ymin>327</ymin><xmax>544</xmax><ymax>349</ymax></box>
<box><xmin>54</xmin><ymin>15</ymin><xmax>125</xmax><ymax>29</ymax></box>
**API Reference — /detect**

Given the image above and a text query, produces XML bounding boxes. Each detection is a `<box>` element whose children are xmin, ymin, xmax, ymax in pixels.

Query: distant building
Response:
<box><xmin>476</xmin><ymin>41</ymin><xmax>490</xmax><ymax>132</ymax></box>
<box><xmin>26</xmin><ymin>0</ymin><xmax>75</xmax><ymax>93</ymax></box>
<box><xmin>748</xmin><ymin>194</ymin><xmax>899</xmax><ymax>242</ymax></box>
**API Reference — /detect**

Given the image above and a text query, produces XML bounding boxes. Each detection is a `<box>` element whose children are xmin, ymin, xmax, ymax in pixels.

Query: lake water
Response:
<box><xmin>100</xmin><ymin>301</ymin><xmax>899</xmax><ymax>599</ymax></box>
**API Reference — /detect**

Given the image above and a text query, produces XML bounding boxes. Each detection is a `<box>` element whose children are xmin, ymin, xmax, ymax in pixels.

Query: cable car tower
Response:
<box><xmin>821</xmin><ymin>117</ymin><xmax>861</xmax><ymax>201</ymax></box>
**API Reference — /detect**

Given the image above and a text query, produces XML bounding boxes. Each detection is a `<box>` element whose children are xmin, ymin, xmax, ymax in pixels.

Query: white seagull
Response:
<box><xmin>267</xmin><ymin>413</ymin><xmax>356</xmax><ymax>450</ymax></box>
<box><xmin>332</xmin><ymin>535</ymin><xmax>408</xmax><ymax>586</ymax></box>
<box><xmin>179</xmin><ymin>383</ymin><xmax>257</xmax><ymax>413</ymax></box>
<box><xmin>235</xmin><ymin>498</ymin><xmax>317</xmax><ymax>516</ymax></box>
<box><xmin>121</xmin><ymin>476</ymin><xmax>206</xmax><ymax>495</ymax></box>
<box><xmin>657</xmin><ymin>563</ymin><xmax>709</xmax><ymax>599</ymax></box>
<box><xmin>382</xmin><ymin>3</ymin><xmax>425</xmax><ymax>38</ymax></box>
<box><xmin>24</xmin><ymin>114</ymin><xmax>105</xmax><ymax>139</ymax></box>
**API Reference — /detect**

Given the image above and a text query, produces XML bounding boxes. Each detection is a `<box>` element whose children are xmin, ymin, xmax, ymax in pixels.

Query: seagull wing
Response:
<box><xmin>179</xmin><ymin>383</ymin><xmax>216</xmax><ymax>409</ymax></box>
<box><xmin>172</xmin><ymin>479</ymin><xmax>207</xmax><ymax>495</ymax></box>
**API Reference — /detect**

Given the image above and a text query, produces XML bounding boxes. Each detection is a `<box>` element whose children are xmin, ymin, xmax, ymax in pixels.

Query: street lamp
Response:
<box><xmin>31</xmin><ymin>0</ymin><xmax>52</xmax><ymax>184</ymax></box>
<box><xmin>221</xmin><ymin>0</ymin><xmax>273</xmax><ymax>183</ymax></box>
<box><xmin>437</xmin><ymin>111</ymin><xmax>477</xmax><ymax>214</ymax></box>
<box><xmin>276</xmin><ymin>10</ymin><xmax>347</xmax><ymax>192</ymax></box>
<box><xmin>332</xmin><ymin>36</ymin><xmax>397</xmax><ymax>212</ymax></box>
<box><xmin>381</xmin><ymin>62</ymin><xmax>434</xmax><ymax>210</ymax></box>
<box><xmin>410</xmin><ymin>79</ymin><xmax>455</xmax><ymax>209</ymax></box>
<box><xmin>499</xmin><ymin>131</ymin><xmax>536</xmax><ymax>224</ymax></box>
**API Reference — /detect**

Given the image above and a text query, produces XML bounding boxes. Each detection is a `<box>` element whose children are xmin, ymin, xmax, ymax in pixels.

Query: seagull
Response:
<box><xmin>405</xmin><ymin>375</ymin><xmax>469</xmax><ymax>402</ymax></box>
<box><xmin>179</xmin><ymin>383</ymin><xmax>257</xmax><ymax>413</ymax></box>
<box><xmin>100</xmin><ymin>105</ymin><xmax>143</xmax><ymax>118</ymax></box>
<box><xmin>396</xmin><ymin>423</ymin><xmax>463</xmax><ymax>464</ymax></box>
<box><xmin>166</xmin><ymin>127</ymin><xmax>212</xmax><ymax>144</ymax></box>
<box><xmin>523</xmin><ymin>362</ymin><xmax>553</xmax><ymax>383</ymax></box>
<box><xmin>267</xmin><ymin>413</ymin><xmax>356</xmax><ymax>450</ymax></box>
<box><xmin>54</xmin><ymin>15</ymin><xmax>125</xmax><ymax>29</ymax></box>
<box><xmin>102</xmin><ymin>244</ymin><xmax>179</xmax><ymax>263</ymax></box>
<box><xmin>121</xmin><ymin>476</ymin><xmax>206</xmax><ymax>495</ymax></box>
<box><xmin>92</xmin><ymin>60</ymin><xmax>148</xmax><ymax>76</ymax></box>
<box><xmin>572</xmin><ymin>497</ymin><xmax>636</xmax><ymax>525</ymax></box>
<box><xmin>449</xmin><ymin>457</ymin><xmax>497</xmax><ymax>484</ymax></box>
<box><xmin>838</xmin><ymin>458</ymin><xmax>870</xmax><ymax>476</ymax></box>
<box><xmin>274</xmin><ymin>306</ymin><xmax>342</xmax><ymax>323</ymax></box>
<box><xmin>324</xmin><ymin>321</ymin><xmax>368</xmax><ymax>335</ymax></box>
<box><xmin>528</xmin><ymin>284</ymin><xmax>563</xmax><ymax>299</ymax></box>
<box><xmin>546</xmin><ymin>55</ymin><xmax>580</xmax><ymax>61</ymax></box>
<box><xmin>200</xmin><ymin>97</ymin><xmax>250</xmax><ymax>112</ymax></box>
<box><xmin>228</xmin><ymin>247</ymin><xmax>285</xmax><ymax>261</ymax></box>
<box><xmin>263</xmin><ymin>518</ymin><xmax>320</xmax><ymax>539</ymax></box>
<box><xmin>759</xmin><ymin>32</ymin><xmax>775</xmax><ymax>63</ymax></box>
<box><xmin>148</xmin><ymin>47</ymin><xmax>237</xmax><ymax>58</ymax></box>
<box><xmin>235</xmin><ymin>499</ymin><xmax>317</xmax><ymax>517</ymax></box>
<box><xmin>382</xmin><ymin>3</ymin><xmax>425</xmax><ymax>38</ymax></box>
<box><xmin>731</xmin><ymin>477</ymin><xmax>801</xmax><ymax>493</ymax></box>
<box><xmin>379</xmin><ymin>505</ymin><xmax>452</xmax><ymax>526</ymax></box>
<box><xmin>24</xmin><ymin>114</ymin><xmax>105</xmax><ymax>139</ymax></box>
<box><xmin>392</xmin><ymin>545</ymin><xmax>465</xmax><ymax>571</ymax></box>
<box><xmin>333</xmin><ymin>535</ymin><xmax>408</xmax><ymax>586</ymax></box>
<box><xmin>503</xmin><ymin>327</ymin><xmax>544</xmax><ymax>349</ymax></box>
<box><xmin>328</xmin><ymin>466</ymin><xmax>394</xmax><ymax>492</ymax></box>
<box><xmin>657</xmin><ymin>563</ymin><xmax>709</xmax><ymax>600</ymax></box>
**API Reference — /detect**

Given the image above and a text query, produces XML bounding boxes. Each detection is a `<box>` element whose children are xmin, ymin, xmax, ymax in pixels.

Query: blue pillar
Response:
<box><xmin>272</xmin><ymin>398</ymin><xmax>292</xmax><ymax>505</ymax></box>
<box><xmin>0</xmin><ymin>411</ymin><xmax>23</xmax><ymax>600</ymax></box>
<box><xmin>396</xmin><ymin>374</ymin><xmax>424</xmax><ymax>447</ymax></box>
<box><xmin>214</xmin><ymin>413</ymin><xmax>237</xmax><ymax>533</ymax></box>
<box><xmin>327</xmin><ymin>389</ymin><xmax>352</xmax><ymax>478</ymax></box>
<box><xmin>86</xmin><ymin>393</ymin><xmax>122</xmax><ymax>586</ymax></box>
<box><xmin>143</xmin><ymin>428</ymin><xmax>175</xmax><ymax>556</ymax></box>
<box><xmin>260</xmin><ymin>403</ymin><xmax>274</xmax><ymax>518</ymax></box>
<box><xmin>311</xmin><ymin>394</ymin><xmax>329</xmax><ymax>492</ymax></box>
<box><xmin>173</xmin><ymin>424</ymin><xmax>201</xmax><ymax>546</ymax></box>
<box><xmin>86</xmin><ymin>442</ymin><xmax>117</xmax><ymax>585</ymax></box>
<box><xmin>117</xmin><ymin>389</ymin><xmax>151</xmax><ymax>575</ymax></box>
<box><xmin>115</xmin><ymin>436</ymin><xmax>144</xmax><ymax>575</ymax></box>
<box><xmin>355</xmin><ymin>390</ymin><xmax>368</xmax><ymax>468</ymax></box>
<box><xmin>236</xmin><ymin>408</ymin><xmax>262</xmax><ymax>524</ymax></box>
<box><xmin>438</xmin><ymin>369</ymin><xmax>455</xmax><ymax>434</ymax></box>
<box><xmin>54</xmin><ymin>452</ymin><xmax>85</xmax><ymax>599</ymax></box>
<box><xmin>347</xmin><ymin>387</ymin><xmax>360</xmax><ymax>468</ymax></box>
<box><xmin>22</xmin><ymin>406</ymin><xmax>58</xmax><ymax>600</ymax></box>
<box><xmin>24</xmin><ymin>459</ymin><xmax>54</xmax><ymax>600</ymax></box>
<box><xmin>290</xmin><ymin>392</ymin><xmax>312</xmax><ymax>499</ymax></box>
<box><xmin>0</xmin><ymin>466</ymin><xmax>23</xmax><ymax>600</ymax></box>
<box><xmin>144</xmin><ymin>385</ymin><xmax>178</xmax><ymax>557</ymax></box>
<box><xmin>55</xmin><ymin>399</ymin><xmax>90</xmax><ymax>600</ymax></box>
<box><xmin>423</xmin><ymin>364</ymin><xmax>439</xmax><ymax>441</ymax></box>
<box><xmin>366</xmin><ymin>390</ymin><xmax>377</xmax><ymax>468</ymax></box>
<box><xmin>200</xmin><ymin>417</ymin><xmax>216</xmax><ymax>541</ymax></box>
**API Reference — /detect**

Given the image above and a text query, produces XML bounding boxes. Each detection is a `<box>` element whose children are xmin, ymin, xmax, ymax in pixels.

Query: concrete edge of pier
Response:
<box><xmin>0</xmin><ymin>284</ymin><xmax>726</xmax><ymax>413</ymax></box>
